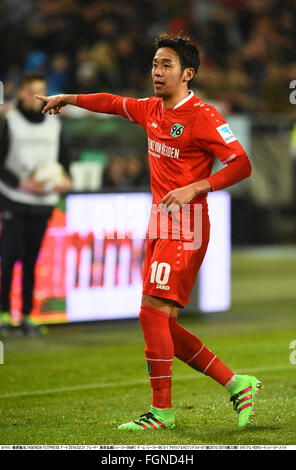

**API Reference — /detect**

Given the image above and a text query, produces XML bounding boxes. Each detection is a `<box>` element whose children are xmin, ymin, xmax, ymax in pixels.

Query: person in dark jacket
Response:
<box><xmin>0</xmin><ymin>72</ymin><xmax>71</xmax><ymax>336</ymax></box>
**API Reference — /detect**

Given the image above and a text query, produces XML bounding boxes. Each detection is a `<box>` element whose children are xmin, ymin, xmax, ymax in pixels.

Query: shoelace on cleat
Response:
<box><xmin>134</xmin><ymin>412</ymin><xmax>155</xmax><ymax>423</ymax></box>
<box><xmin>134</xmin><ymin>412</ymin><xmax>166</xmax><ymax>429</ymax></box>
<box><xmin>230</xmin><ymin>393</ymin><xmax>240</xmax><ymax>411</ymax></box>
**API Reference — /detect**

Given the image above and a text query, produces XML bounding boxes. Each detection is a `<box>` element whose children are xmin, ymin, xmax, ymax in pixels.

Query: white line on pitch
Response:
<box><xmin>0</xmin><ymin>364</ymin><xmax>293</xmax><ymax>399</ymax></box>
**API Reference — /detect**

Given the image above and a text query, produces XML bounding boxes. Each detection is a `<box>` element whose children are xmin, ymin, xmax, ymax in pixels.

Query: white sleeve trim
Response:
<box><xmin>123</xmin><ymin>98</ymin><xmax>134</xmax><ymax>122</ymax></box>
<box><xmin>222</xmin><ymin>153</ymin><xmax>237</xmax><ymax>164</ymax></box>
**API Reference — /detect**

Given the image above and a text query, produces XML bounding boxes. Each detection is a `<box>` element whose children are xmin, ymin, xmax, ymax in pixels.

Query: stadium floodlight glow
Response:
<box><xmin>198</xmin><ymin>191</ymin><xmax>231</xmax><ymax>312</ymax></box>
<box><xmin>65</xmin><ymin>191</ymin><xmax>231</xmax><ymax>321</ymax></box>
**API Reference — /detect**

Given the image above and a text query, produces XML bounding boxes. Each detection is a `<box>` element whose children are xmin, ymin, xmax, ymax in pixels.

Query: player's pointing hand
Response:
<box><xmin>35</xmin><ymin>94</ymin><xmax>79</xmax><ymax>115</ymax></box>
<box><xmin>35</xmin><ymin>94</ymin><xmax>67</xmax><ymax>115</ymax></box>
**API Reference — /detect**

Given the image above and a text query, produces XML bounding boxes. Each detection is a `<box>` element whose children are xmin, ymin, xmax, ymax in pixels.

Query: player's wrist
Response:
<box><xmin>191</xmin><ymin>179</ymin><xmax>212</xmax><ymax>197</ymax></box>
<box><xmin>63</xmin><ymin>94</ymin><xmax>78</xmax><ymax>106</ymax></box>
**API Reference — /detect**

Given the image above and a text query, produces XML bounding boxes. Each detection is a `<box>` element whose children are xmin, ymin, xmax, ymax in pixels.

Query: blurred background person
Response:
<box><xmin>102</xmin><ymin>154</ymin><xmax>150</xmax><ymax>189</ymax></box>
<box><xmin>101</xmin><ymin>155</ymin><xmax>128</xmax><ymax>189</ymax></box>
<box><xmin>0</xmin><ymin>72</ymin><xmax>71</xmax><ymax>337</ymax></box>
<box><xmin>124</xmin><ymin>154</ymin><xmax>150</xmax><ymax>188</ymax></box>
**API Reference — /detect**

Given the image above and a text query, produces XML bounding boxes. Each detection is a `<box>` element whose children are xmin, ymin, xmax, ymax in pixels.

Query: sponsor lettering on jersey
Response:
<box><xmin>148</xmin><ymin>138</ymin><xmax>180</xmax><ymax>159</ymax></box>
<box><xmin>216</xmin><ymin>123</ymin><xmax>237</xmax><ymax>144</ymax></box>
<box><xmin>156</xmin><ymin>284</ymin><xmax>170</xmax><ymax>290</ymax></box>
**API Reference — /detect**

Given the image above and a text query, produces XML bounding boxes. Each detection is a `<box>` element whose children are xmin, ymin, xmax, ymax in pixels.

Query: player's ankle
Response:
<box><xmin>152</xmin><ymin>406</ymin><xmax>173</xmax><ymax>411</ymax></box>
<box><xmin>151</xmin><ymin>406</ymin><xmax>174</xmax><ymax>417</ymax></box>
<box><xmin>226</xmin><ymin>374</ymin><xmax>250</xmax><ymax>395</ymax></box>
<box><xmin>225</xmin><ymin>374</ymin><xmax>236</xmax><ymax>391</ymax></box>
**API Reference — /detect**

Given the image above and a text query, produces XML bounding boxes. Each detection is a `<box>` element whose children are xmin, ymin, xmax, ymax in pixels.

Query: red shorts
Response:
<box><xmin>142</xmin><ymin>238</ymin><xmax>209</xmax><ymax>308</ymax></box>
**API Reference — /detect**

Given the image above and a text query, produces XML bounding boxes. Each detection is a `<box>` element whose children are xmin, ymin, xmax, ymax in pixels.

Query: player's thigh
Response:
<box><xmin>142</xmin><ymin>238</ymin><xmax>208</xmax><ymax>310</ymax></box>
<box><xmin>142</xmin><ymin>238</ymin><xmax>179</xmax><ymax>303</ymax></box>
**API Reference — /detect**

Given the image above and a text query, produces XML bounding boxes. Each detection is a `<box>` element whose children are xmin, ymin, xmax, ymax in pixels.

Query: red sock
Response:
<box><xmin>139</xmin><ymin>305</ymin><xmax>174</xmax><ymax>409</ymax></box>
<box><xmin>169</xmin><ymin>317</ymin><xmax>234</xmax><ymax>387</ymax></box>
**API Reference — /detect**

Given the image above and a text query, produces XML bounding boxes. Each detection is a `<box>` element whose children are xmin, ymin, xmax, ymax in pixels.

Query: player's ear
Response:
<box><xmin>183</xmin><ymin>68</ymin><xmax>195</xmax><ymax>83</ymax></box>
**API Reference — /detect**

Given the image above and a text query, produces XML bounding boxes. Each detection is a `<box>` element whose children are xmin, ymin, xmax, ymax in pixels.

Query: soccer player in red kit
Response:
<box><xmin>37</xmin><ymin>33</ymin><xmax>262</xmax><ymax>430</ymax></box>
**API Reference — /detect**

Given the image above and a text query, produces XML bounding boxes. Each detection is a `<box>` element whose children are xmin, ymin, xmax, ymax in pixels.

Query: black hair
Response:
<box><xmin>20</xmin><ymin>72</ymin><xmax>46</xmax><ymax>87</ymax></box>
<box><xmin>154</xmin><ymin>33</ymin><xmax>200</xmax><ymax>75</ymax></box>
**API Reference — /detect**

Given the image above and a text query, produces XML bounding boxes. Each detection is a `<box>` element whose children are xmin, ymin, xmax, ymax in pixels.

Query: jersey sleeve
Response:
<box><xmin>193</xmin><ymin>104</ymin><xmax>247</xmax><ymax>164</ymax></box>
<box><xmin>76</xmin><ymin>93</ymin><xmax>151</xmax><ymax>129</ymax></box>
<box><xmin>206</xmin><ymin>154</ymin><xmax>251</xmax><ymax>192</ymax></box>
<box><xmin>121</xmin><ymin>97</ymin><xmax>152</xmax><ymax>129</ymax></box>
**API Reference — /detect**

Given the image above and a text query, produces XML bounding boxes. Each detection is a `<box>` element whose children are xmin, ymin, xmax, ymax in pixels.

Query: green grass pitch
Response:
<box><xmin>0</xmin><ymin>248</ymin><xmax>296</xmax><ymax>446</ymax></box>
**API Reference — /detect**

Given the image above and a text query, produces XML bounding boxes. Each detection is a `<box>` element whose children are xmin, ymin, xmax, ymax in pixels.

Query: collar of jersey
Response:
<box><xmin>162</xmin><ymin>90</ymin><xmax>194</xmax><ymax>110</ymax></box>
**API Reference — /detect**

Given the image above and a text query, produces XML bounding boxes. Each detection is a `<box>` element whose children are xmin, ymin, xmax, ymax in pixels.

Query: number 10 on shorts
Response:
<box><xmin>150</xmin><ymin>261</ymin><xmax>171</xmax><ymax>287</ymax></box>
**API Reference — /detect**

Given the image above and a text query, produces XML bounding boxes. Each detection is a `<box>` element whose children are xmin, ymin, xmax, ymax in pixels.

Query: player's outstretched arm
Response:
<box><xmin>37</xmin><ymin>92</ymin><xmax>147</xmax><ymax>125</ymax></box>
<box><xmin>36</xmin><ymin>93</ymin><xmax>127</xmax><ymax>120</ymax></box>
<box><xmin>35</xmin><ymin>94</ymin><xmax>78</xmax><ymax>115</ymax></box>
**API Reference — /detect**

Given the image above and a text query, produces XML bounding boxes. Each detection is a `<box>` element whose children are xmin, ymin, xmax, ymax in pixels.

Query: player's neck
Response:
<box><xmin>162</xmin><ymin>88</ymin><xmax>190</xmax><ymax>109</ymax></box>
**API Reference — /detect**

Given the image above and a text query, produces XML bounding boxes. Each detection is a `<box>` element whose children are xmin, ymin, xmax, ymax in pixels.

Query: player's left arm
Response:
<box><xmin>161</xmin><ymin>178</ymin><xmax>211</xmax><ymax>207</ymax></box>
<box><xmin>162</xmin><ymin>109</ymin><xmax>251</xmax><ymax>207</ymax></box>
<box><xmin>198</xmin><ymin>109</ymin><xmax>252</xmax><ymax>192</ymax></box>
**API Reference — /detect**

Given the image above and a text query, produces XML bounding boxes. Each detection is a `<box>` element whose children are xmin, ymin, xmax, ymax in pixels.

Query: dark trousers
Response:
<box><xmin>0</xmin><ymin>210</ymin><xmax>51</xmax><ymax>316</ymax></box>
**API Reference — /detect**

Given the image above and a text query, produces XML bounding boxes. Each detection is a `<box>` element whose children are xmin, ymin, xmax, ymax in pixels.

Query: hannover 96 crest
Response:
<box><xmin>170</xmin><ymin>123</ymin><xmax>184</xmax><ymax>137</ymax></box>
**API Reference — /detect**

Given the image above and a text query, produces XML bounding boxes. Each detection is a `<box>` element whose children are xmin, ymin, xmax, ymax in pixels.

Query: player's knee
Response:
<box><xmin>139</xmin><ymin>305</ymin><xmax>151</xmax><ymax>328</ymax></box>
<box><xmin>141</xmin><ymin>294</ymin><xmax>175</xmax><ymax>315</ymax></box>
<box><xmin>139</xmin><ymin>304</ymin><xmax>170</xmax><ymax>330</ymax></box>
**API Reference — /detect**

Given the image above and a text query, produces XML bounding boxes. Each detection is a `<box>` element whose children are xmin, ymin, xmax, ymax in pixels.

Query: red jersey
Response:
<box><xmin>77</xmin><ymin>91</ymin><xmax>251</xmax><ymax>241</ymax></box>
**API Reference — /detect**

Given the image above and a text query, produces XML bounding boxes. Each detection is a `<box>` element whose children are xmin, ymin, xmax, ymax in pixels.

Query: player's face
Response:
<box><xmin>19</xmin><ymin>80</ymin><xmax>47</xmax><ymax>112</ymax></box>
<box><xmin>152</xmin><ymin>47</ymin><xmax>189</xmax><ymax>99</ymax></box>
